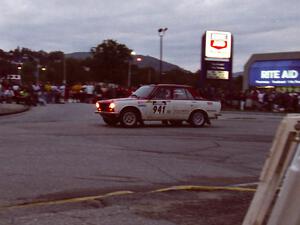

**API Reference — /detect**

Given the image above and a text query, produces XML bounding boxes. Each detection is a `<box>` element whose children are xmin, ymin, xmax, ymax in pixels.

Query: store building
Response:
<box><xmin>243</xmin><ymin>52</ymin><xmax>300</xmax><ymax>92</ymax></box>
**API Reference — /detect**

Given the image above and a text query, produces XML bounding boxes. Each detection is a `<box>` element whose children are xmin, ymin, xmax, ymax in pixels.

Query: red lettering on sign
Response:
<box><xmin>211</xmin><ymin>40</ymin><xmax>227</xmax><ymax>50</ymax></box>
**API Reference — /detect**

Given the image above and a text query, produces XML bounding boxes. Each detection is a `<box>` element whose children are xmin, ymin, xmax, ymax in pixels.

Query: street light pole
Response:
<box><xmin>17</xmin><ymin>65</ymin><xmax>22</xmax><ymax>75</ymax></box>
<box><xmin>158</xmin><ymin>27</ymin><xmax>168</xmax><ymax>81</ymax></box>
<box><xmin>63</xmin><ymin>54</ymin><xmax>66</xmax><ymax>85</ymax></box>
<box><xmin>34</xmin><ymin>58</ymin><xmax>40</xmax><ymax>83</ymax></box>
<box><xmin>36</xmin><ymin>65</ymin><xmax>46</xmax><ymax>83</ymax></box>
<box><xmin>127</xmin><ymin>51</ymin><xmax>136</xmax><ymax>87</ymax></box>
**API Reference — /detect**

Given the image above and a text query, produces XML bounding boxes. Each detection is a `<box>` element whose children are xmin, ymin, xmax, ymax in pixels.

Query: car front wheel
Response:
<box><xmin>189</xmin><ymin>111</ymin><xmax>206</xmax><ymax>127</ymax></box>
<box><xmin>120</xmin><ymin>109</ymin><xmax>138</xmax><ymax>128</ymax></box>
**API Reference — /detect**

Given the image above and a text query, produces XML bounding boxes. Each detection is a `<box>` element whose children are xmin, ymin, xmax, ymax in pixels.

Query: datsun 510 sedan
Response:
<box><xmin>95</xmin><ymin>84</ymin><xmax>221</xmax><ymax>127</ymax></box>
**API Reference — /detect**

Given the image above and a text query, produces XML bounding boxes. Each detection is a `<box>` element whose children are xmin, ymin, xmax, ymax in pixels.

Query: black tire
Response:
<box><xmin>169</xmin><ymin>120</ymin><xmax>183</xmax><ymax>126</ymax></box>
<box><xmin>103</xmin><ymin>117</ymin><xmax>118</xmax><ymax>126</ymax></box>
<box><xmin>189</xmin><ymin>111</ymin><xmax>206</xmax><ymax>127</ymax></box>
<box><xmin>120</xmin><ymin>109</ymin><xmax>138</xmax><ymax>128</ymax></box>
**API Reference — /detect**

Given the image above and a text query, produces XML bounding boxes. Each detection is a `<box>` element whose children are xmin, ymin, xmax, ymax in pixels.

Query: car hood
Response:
<box><xmin>98</xmin><ymin>97</ymin><xmax>141</xmax><ymax>103</ymax></box>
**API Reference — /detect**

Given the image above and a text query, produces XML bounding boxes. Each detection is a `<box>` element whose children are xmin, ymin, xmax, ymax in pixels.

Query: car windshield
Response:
<box><xmin>131</xmin><ymin>85</ymin><xmax>155</xmax><ymax>98</ymax></box>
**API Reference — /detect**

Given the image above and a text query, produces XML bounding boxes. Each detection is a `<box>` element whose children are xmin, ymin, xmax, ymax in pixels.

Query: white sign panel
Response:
<box><xmin>207</xmin><ymin>70</ymin><xmax>229</xmax><ymax>80</ymax></box>
<box><xmin>205</xmin><ymin>31</ymin><xmax>232</xmax><ymax>59</ymax></box>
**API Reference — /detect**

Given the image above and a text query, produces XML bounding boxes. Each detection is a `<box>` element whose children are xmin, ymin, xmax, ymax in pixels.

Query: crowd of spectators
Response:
<box><xmin>1</xmin><ymin>79</ymin><xmax>300</xmax><ymax>113</ymax></box>
<box><xmin>0</xmin><ymin>80</ymin><xmax>132</xmax><ymax>106</ymax></box>
<box><xmin>201</xmin><ymin>87</ymin><xmax>300</xmax><ymax>113</ymax></box>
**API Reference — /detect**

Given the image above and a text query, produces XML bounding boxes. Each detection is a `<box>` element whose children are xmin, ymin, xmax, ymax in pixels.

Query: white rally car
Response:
<box><xmin>95</xmin><ymin>84</ymin><xmax>221</xmax><ymax>127</ymax></box>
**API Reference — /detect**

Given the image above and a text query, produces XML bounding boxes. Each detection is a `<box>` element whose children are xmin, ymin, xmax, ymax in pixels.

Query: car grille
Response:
<box><xmin>99</xmin><ymin>103</ymin><xmax>110</xmax><ymax>112</ymax></box>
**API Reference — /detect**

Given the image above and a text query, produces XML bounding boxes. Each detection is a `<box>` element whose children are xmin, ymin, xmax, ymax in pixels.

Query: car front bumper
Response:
<box><xmin>95</xmin><ymin>111</ymin><xmax>120</xmax><ymax>118</ymax></box>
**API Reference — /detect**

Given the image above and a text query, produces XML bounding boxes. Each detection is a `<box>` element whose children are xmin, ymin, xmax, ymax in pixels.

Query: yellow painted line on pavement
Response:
<box><xmin>1</xmin><ymin>190</ymin><xmax>134</xmax><ymax>210</ymax></box>
<box><xmin>0</xmin><ymin>185</ymin><xmax>256</xmax><ymax>210</ymax></box>
<box><xmin>152</xmin><ymin>185</ymin><xmax>256</xmax><ymax>193</ymax></box>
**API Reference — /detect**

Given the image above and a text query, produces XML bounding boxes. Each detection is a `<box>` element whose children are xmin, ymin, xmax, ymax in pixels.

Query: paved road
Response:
<box><xmin>0</xmin><ymin>104</ymin><xmax>284</xmax><ymax>224</ymax></box>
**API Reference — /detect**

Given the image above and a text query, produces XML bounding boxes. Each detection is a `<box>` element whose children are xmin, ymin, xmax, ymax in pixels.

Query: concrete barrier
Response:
<box><xmin>242</xmin><ymin>115</ymin><xmax>300</xmax><ymax>225</ymax></box>
<box><xmin>267</xmin><ymin>146</ymin><xmax>300</xmax><ymax>225</ymax></box>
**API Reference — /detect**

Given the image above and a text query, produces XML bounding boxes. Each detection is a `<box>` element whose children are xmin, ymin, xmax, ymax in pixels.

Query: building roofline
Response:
<box><xmin>245</xmin><ymin>51</ymin><xmax>300</xmax><ymax>68</ymax></box>
<box><xmin>243</xmin><ymin>51</ymin><xmax>300</xmax><ymax>90</ymax></box>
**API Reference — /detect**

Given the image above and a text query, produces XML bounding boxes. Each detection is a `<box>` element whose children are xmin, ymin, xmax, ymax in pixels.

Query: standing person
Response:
<box><xmin>44</xmin><ymin>82</ymin><xmax>53</xmax><ymax>103</ymax></box>
<box><xmin>84</xmin><ymin>82</ymin><xmax>95</xmax><ymax>103</ymax></box>
<box><xmin>266</xmin><ymin>90</ymin><xmax>275</xmax><ymax>111</ymax></box>
<box><xmin>3</xmin><ymin>87</ymin><xmax>14</xmax><ymax>103</ymax></box>
<box><xmin>64</xmin><ymin>84</ymin><xmax>70</xmax><ymax>103</ymax></box>
<box><xmin>0</xmin><ymin>81</ymin><xmax>3</xmax><ymax>103</ymax></box>
<box><xmin>31</xmin><ymin>82</ymin><xmax>41</xmax><ymax>105</ymax></box>
<box><xmin>291</xmin><ymin>93</ymin><xmax>298</xmax><ymax>113</ymax></box>
<box><xmin>71</xmin><ymin>82</ymin><xmax>82</xmax><ymax>102</ymax></box>
<box><xmin>59</xmin><ymin>83</ymin><xmax>66</xmax><ymax>103</ymax></box>
<box><xmin>93</xmin><ymin>83</ymin><xmax>103</xmax><ymax>102</ymax></box>
<box><xmin>257</xmin><ymin>90</ymin><xmax>265</xmax><ymax>111</ymax></box>
<box><xmin>251</xmin><ymin>89</ymin><xmax>259</xmax><ymax>110</ymax></box>
<box><xmin>51</xmin><ymin>84</ymin><xmax>59</xmax><ymax>103</ymax></box>
<box><xmin>239</xmin><ymin>91</ymin><xmax>246</xmax><ymax>111</ymax></box>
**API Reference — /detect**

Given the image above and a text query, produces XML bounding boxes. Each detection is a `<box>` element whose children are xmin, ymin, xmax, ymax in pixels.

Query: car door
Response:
<box><xmin>170</xmin><ymin>87</ymin><xmax>194</xmax><ymax>120</ymax></box>
<box><xmin>144</xmin><ymin>87</ymin><xmax>173</xmax><ymax>120</ymax></box>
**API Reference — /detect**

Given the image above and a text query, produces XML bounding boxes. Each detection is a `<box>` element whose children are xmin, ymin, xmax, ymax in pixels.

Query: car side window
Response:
<box><xmin>172</xmin><ymin>88</ymin><xmax>194</xmax><ymax>100</ymax></box>
<box><xmin>173</xmin><ymin>88</ymin><xmax>188</xmax><ymax>100</ymax></box>
<box><xmin>185</xmin><ymin>89</ymin><xmax>195</xmax><ymax>100</ymax></box>
<box><xmin>153</xmin><ymin>87</ymin><xmax>172</xmax><ymax>100</ymax></box>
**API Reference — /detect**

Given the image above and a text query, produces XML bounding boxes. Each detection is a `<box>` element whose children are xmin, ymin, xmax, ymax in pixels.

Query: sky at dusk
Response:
<box><xmin>1</xmin><ymin>0</ymin><xmax>299</xmax><ymax>72</ymax></box>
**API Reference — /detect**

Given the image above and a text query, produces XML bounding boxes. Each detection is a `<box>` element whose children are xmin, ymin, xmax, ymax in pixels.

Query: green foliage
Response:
<box><xmin>160</xmin><ymin>69</ymin><xmax>198</xmax><ymax>87</ymax></box>
<box><xmin>0</xmin><ymin>60</ymin><xmax>15</xmax><ymax>76</ymax></box>
<box><xmin>131</xmin><ymin>66</ymin><xmax>157</xmax><ymax>86</ymax></box>
<box><xmin>90</xmin><ymin>39</ymin><xmax>132</xmax><ymax>84</ymax></box>
<box><xmin>0</xmin><ymin>43</ymin><xmax>204</xmax><ymax>87</ymax></box>
<box><xmin>20</xmin><ymin>62</ymin><xmax>36</xmax><ymax>83</ymax></box>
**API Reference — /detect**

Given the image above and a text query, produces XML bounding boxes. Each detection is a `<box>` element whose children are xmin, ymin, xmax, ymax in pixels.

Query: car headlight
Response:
<box><xmin>108</xmin><ymin>102</ymin><xmax>116</xmax><ymax>111</ymax></box>
<box><xmin>96</xmin><ymin>102</ymin><xmax>101</xmax><ymax>111</ymax></box>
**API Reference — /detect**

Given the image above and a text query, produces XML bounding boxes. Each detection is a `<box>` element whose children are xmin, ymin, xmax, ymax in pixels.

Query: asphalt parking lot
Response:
<box><xmin>0</xmin><ymin>103</ymin><xmax>284</xmax><ymax>225</ymax></box>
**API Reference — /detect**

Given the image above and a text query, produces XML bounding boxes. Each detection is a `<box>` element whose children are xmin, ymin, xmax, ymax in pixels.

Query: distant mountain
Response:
<box><xmin>65</xmin><ymin>52</ymin><xmax>187</xmax><ymax>72</ymax></box>
<box><xmin>232</xmin><ymin>72</ymin><xmax>243</xmax><ymax>78</ymax></box>
<box><xmin>132</xmin><ymin>55</ymin><xmax>184</xmax><ymax>72</ymax></box>
<box><xmin>65</xmin><ymin>52</ymin><xmax>91</xmax><ymax>60</ymax></box>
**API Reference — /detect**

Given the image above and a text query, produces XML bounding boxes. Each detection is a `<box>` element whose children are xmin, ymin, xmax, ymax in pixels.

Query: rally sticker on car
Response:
<box><xmin>153</xmin><ymin>105</ymin><xmax>166</xmax><ymax>114</ymax></box>
<box><xmin>152</xmin><ymin>101</ymin><xmax>167</xmax><ymax>114</ymax></box>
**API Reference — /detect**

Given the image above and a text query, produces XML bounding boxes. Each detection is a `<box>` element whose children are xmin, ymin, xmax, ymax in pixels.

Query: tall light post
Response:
<box><xmin>127</xmin><ymin>51</ymin><xmax>136</xmax><ymax>87</ymax></box>
<box><xmin>17</xmin><ymin>65</ymin><xmax>22</xmax><ymax>75</ymax></box>
<box><xmin>63</xmin><ymin>53</ymin><xmax>66</xmax><ymax>85</ymax></box>
<box><xmin>33</xmin><ymin>58</ymin><xmax>40</xmax><ymax>83</ymax></box>
<box><xmin>36</xmin><ymin>65</ymin><xmax>46</xmax><ymax>83</ymax></box>
<box><xmin>158</xmin><ymin>27</ymin><xmax>168</xmax><ymax>81</ymax></box>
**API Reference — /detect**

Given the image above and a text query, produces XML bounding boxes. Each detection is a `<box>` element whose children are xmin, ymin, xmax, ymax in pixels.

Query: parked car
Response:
<box><xmin>95</xmin><ymin>84</ymin><xmax>221</xmax><ymax>127</ymax></box>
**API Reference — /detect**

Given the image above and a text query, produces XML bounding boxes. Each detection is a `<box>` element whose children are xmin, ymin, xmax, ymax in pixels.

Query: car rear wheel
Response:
<box><xmin>120</xmin><ymin>109</ymin><xmax>138</xmax><ymax>128</ymax></box>
<box><xmin>189</xmin><ymin>111</ymin><xmax>206</xmax><ymax>127</ymax></box>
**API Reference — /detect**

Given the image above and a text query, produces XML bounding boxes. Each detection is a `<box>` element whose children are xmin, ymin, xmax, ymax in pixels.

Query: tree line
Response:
<box><xmin>0</xmin><ymin>39</ymin><xmax>199</xmax><ymax>87</ymax></box>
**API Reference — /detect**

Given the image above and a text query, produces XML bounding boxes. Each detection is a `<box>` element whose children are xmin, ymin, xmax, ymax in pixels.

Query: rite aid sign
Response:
<box><xmin>249</xmin><ymin>60</ymin><xmax>300</xmax><ymax>86</ymax></box>
<box><xmin>205</xmin><ymin>31</ymin><xmax>232</xmax><ymax>59</ymax></box>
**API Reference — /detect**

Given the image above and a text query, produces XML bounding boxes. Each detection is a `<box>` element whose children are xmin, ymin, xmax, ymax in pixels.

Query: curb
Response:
<box><xmin>221</xmin><ymin>110</ymin><xmax>286</xmax><ymax>116</ymax></box>
<box><xmin>0</xmin><ymin>104</ymin><xmax>30</xmax><ymax>116</ymax></box>
<box><xmin>152</xmin><ymin>185</ymin><xmax>256</xmax><ymax>193</ymax></box>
